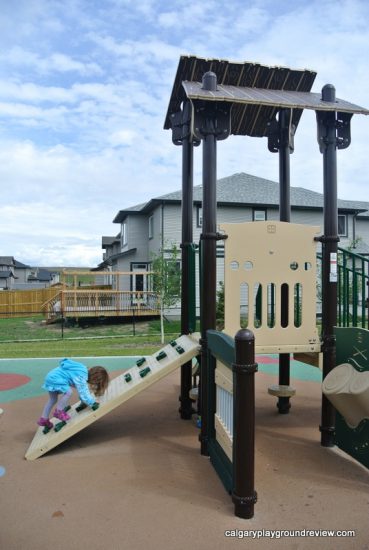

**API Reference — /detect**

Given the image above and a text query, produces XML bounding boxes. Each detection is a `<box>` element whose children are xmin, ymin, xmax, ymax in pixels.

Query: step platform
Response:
<box><xmin>25</xmin><ymin>333</ymin><xmax>200</xmax><ymax>460</ymax></box>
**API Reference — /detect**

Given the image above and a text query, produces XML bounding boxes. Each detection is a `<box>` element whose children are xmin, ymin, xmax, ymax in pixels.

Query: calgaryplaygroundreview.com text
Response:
<box><xmin>224</xmin><ymin>529</ymin><xmax>356</xmax><ymax>540</ymax></box>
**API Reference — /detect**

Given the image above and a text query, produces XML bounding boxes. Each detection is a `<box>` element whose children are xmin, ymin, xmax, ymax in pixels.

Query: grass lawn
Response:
<box><xmin>0</xmin><ymin>316</ymin><xmax>199</xmax><ymax>358</ymax></box>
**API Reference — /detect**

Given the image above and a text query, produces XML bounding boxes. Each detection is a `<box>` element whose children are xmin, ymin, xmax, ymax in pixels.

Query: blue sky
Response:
<box><xmin>1</xmin><ymin>0</ymin><xmax>368</xmax><ymax>266</ymax></box>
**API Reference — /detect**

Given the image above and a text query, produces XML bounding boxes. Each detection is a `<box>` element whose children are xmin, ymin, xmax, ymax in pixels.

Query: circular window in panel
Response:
<box><xmin>304</xmin><ymin>262</ymin><xmax>312</xmax><ymax>271</ymax></box>
<box><xmin>230</xmin><ymin>261</ymin><xmax>239</xmax><ymax>270</ymax></box>
<box><xmin>244</xmin><ymin>261</ymin><xmax>253</xmax><ymax>270</ymax></box>
<box><xmin>290</xmin><ymin>261</ymin><xmax>299</xmax><ymax>271</ymax></box>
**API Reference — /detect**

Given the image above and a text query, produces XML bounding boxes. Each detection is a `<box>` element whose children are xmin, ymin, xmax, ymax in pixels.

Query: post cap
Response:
<box><xmin>321</xmin><ymin>84</ymin><xmax>336</xmax><ymax>103</ymax></box>
<box><xmin>235</xmin><ymin>328</ymin><xmax>254</xmax><ymax>342</ymax></box>
<box><xmin>202</xmin><ymin>71</ymin><xmax>217</xmax><ymax>92</ymax></box>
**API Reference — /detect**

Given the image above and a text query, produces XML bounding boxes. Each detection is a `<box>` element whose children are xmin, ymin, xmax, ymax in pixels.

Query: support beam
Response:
<box><xmin>192</xmin><ymin>71</ymin><xmax>231</xmax><ymax>455</ymax></box>
<box><xmin>268</xmin><ymin>108</ymin><xmax>295</xmax><ymax>414</ymax></box>
<box><xmin>316</xmin><ymin>84</ymin><xmax>352</xmax><ymax>447</ymax></box>
<box><xmin>179</xmin><ymin>101</ymin><xmax>195</xmax><ymax>419</ymax></box>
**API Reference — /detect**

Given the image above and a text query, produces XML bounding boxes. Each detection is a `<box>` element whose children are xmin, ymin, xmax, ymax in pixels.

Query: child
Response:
<box><xmin>37</xmin><ymin>358</ymin><xmax>110</xmax><ymax>429</ymax></box>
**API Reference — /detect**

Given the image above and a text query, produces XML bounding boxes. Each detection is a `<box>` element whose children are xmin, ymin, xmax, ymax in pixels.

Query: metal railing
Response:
<box><xmin>337</xmin><ymin>247</ymin><xmax>369</xmax><ymax>328</ymax></box>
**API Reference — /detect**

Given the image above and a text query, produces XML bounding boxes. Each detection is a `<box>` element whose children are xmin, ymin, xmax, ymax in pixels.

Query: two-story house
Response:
<box><xmin>99</xmin><ymin>172</ymin><xmax>369</xmax><ymax>316</ymax></box>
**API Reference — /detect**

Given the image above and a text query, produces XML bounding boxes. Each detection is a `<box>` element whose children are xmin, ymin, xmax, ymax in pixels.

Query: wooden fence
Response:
<box><xmin>0</xmin><ymin>287</ymin><xmax>62</xmax><ymax>318</ymax></box>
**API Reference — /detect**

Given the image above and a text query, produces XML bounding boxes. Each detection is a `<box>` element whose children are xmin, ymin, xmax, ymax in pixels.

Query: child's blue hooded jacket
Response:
<box><xmin>43</xmin><ymin>358</ymin><xmax>95</xmax><ymax>406</ymax></box>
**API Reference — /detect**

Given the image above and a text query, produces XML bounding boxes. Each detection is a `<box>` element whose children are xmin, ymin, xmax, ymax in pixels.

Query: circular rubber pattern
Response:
<box><xmin>0</xmin><ymin>373</ymin><xmax>31</xmax><ymax>391</ymax></box>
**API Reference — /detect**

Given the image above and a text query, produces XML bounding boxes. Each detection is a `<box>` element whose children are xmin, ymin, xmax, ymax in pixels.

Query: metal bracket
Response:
<box><xmin>192</xmin><ymin>100</ymin><xmax>232</xmax><ymax>142</ymax></box>
<box><xmin>316</xmin><ymin>111</ymin><xmax>352</xmax><ymax>153</ymax></box>
<box><xmin>200</xmin><ymin>232</ymin><xmax>228</xmax><ymax>241</ymax></box>
<box><xmin>266</xmin><ymin>110</ymin><xmax>295</xmax><ymax>153</ymax></box>
<box><xmin>170</xmin><ymin>104</ymin><xmax>201</xmax><ymax>146</ymax></box>
<box><xmin>336</xmin><ymin>112</ymin><xmax>352</xmax><ymax>150</ymax></box>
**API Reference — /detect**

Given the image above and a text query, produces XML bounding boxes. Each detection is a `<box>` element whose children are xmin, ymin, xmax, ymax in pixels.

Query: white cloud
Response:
<box><xmin>0</xmin><ymin>0</ymin><xmax>368</xmax><ymax>267</ymax></box>
<box><xmin>0</xmin><ymin>47</ymin><xmax>103</xmax><ymax>76</ymax></box>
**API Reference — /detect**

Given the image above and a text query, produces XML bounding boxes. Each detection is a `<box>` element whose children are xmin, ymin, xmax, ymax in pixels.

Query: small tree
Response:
<box><xmin>216</xmin><ymin>280</ymin><xmax>225</xmax><ymax>329</ymax></box>
<box><xmin>151</xmin><ymin>242</ymin><xmax>181</xmax><ymax>343</ymax></box>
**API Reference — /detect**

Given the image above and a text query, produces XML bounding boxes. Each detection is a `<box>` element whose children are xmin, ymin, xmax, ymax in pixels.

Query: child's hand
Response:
<box><xmin>91</xmin><ymin>402</ymin><xmax>100</xmax><ymax>411</ymax></box>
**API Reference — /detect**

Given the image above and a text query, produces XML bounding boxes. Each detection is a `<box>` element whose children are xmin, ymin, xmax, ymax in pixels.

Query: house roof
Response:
<box><xmin>0</xmin><ymin>256</ymin><xmax>15</xmax><ymax>266</ymax></box>
<box><xmin>93</xmin><ymin>248</ymin><xmax>137</xmax><ymax>270</ymax></box>
<box><xmin>14</xmin><ymin>259</ymin><xmax>31</xmax><ymax>269</ymax></box>
<box><xmin>28</xmin><ymin>269</ymin><xmax>53</xmax><ymax>282</ymax></box>
<box><xmin>0</xmin><ymin>270</ymin><xmax>15</xmax><ymax>279</ymax></box>
<box><xmin>113</xmin><ymin>172</ymin><xmax>369</xmax><ymax>222</ymax></box>
<box><xmin>102</xmin><ymin>235</ymin><xmax>120</xmax><ymax>248</ymax></box>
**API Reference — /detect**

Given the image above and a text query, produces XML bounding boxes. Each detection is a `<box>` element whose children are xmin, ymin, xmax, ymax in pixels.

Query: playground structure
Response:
<box><xmin>24</xmin><ymin>55</ymin><xmax>369</xmax><ymax>520</ymax></box>
<box><xmin>164</xmin><ymin>55</ymin><xmax>369</xmax><ymax>518</ymax></box>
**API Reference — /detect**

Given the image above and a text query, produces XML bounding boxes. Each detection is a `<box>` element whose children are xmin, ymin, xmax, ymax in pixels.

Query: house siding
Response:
<box><xmin>105</xmin><ymin>173</ymin><xmax>369</xmax><ymax>318</ymax></box>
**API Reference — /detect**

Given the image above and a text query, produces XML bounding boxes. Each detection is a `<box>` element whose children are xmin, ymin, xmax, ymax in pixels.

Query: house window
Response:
<box><xmin>253</xmin><ymin>209</ymin><xmax>267</xmax><ymax>221</ymax></box>
<box><xmin>121</xmin><ymin>222</ymin><xmax>127</xmax><ymax>247</ymax></box>
<box><xmin>149</xmin><ymin>215</ymin><xmax>154</xmax><ymax>239</ymax></box>
<box><xmin>197</xmin><ymin>206</ymin><xmax>203</xmax><ymax>227</ymax></box>
<box><xmin>338</xmin><ymin>214</ymin><xmax>347</xmax><ymax>237</ymax></box>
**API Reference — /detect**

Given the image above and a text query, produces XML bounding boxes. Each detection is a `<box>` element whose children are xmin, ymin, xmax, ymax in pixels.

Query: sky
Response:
<box><xmin>1</xmin><ymin>0</ymin><xmax>369</xmax><ymax>267</ymax></box>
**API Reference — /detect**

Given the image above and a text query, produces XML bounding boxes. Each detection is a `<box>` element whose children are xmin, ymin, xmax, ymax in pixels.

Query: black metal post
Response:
<box><xmin>317</xmin><ymin>84</ymin><xmax>339</xmax><ymax>447</ymax></box>
<box><xmin>200</xmin><ymin>71</ymin><xmax>218</xmax><ymax>456</ymax></box>
<box><xmin>232</xmin><ymin>328</ymin><xmax>258</xmax><ymax>519</ymax></box>
<box><xmin>179</xmin><ymin>100</ymin><xmax>195</xmax><ymax>420</ymax></box>
<box><xmin>278</xmin><ymin>108</ymin><xmax>292</xmax><ymax>414</ymax></box>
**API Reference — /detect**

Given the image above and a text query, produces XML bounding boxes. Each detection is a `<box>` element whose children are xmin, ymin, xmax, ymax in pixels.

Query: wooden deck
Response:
<box><xmin>42</xmin><ymin>289</ymin><xmax>160</xmax><ymax>321</ymax></box>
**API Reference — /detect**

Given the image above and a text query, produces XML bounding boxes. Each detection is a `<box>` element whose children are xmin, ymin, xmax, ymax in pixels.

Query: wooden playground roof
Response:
<box><xmin>182</xmin><ymin>81</ymin><xmax>369</xmax><ymax>116</ymax></box>
<box><xmin>164</xmin><ymin>55</ymin><xmax>317</xmax><ymax>137</ymax></box>
<box><xmin>165</xmin><ymin>55</ymin><xmax>369</xmax><ymax>139</ymax></box>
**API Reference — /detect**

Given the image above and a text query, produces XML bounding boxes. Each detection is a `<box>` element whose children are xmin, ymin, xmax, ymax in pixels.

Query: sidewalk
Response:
<box><xmin>0</xmin><ymin>369</ymin><xmax>368</xmax><ymax>550</ymax></box>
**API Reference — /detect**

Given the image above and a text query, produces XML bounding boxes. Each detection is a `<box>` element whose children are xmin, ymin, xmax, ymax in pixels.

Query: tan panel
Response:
<box><xmin>25</xmin><ymin>333</ymin><xmax>201</xmax><ymax>460</ymax></box>
<box><xmin>221</xmin><ymin>221</ymin><xmax>321</xmax><ymax>353</ymax></box>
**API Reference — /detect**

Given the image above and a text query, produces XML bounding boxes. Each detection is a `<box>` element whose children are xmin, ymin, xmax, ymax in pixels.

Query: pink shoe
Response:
<box><xmin>37</xmin><ymin>417</ymin><xmax>53</xmax><ymax>429</ymax></box>
<box><xmin>53</xmin><ymin>409</ymin><xmax>71</xmax><ymax>422</ymax></box>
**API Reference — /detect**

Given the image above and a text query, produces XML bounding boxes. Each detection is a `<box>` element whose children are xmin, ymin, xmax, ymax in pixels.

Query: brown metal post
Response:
<box><xmin>278</xmin><ymin>108</ymin><xmax>292</xmax><ymax>414</ymax></box>
<box><xmin>179</xmin><ymin>100</ymin><xmax>195</xmax><ymax>420</ymax></box>
<box><xmin>317</xmin><ymin>84</ymin><xmax>339</xmax><ymax>447</ymax></box>
<box><xmin>232</xmin><ymin>328</ymin><xmax>258</xmax><ymax>519</ymax></box>
<box><xmin>190</xmin><ymin>71</ymin><xmax>231</xmax><ymax>456</ymax></box>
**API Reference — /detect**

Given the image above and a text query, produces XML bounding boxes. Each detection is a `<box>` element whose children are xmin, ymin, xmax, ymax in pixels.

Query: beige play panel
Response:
<box><xmin>25</xmin><ymin>333</ymin><xmax>200</xmax><ymax>460</ymax></box>
<box><xmin>221</xmin><ymin>221</ymin><xmax>321</xmax><ymax>354</ymax></box>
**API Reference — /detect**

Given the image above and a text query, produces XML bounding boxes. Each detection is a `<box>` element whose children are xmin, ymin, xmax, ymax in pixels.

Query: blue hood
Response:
<box><xmin>59</xmin><ymin>358</ymin><xmax>88</xmax><ymax>378</ymax></box>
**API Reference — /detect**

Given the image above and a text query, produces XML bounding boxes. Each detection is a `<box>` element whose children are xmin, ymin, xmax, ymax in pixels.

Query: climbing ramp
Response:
<box><xmin>25</xmin><ymin>333</ymin><xmax>200</xmax><ymax>460</ymax></box>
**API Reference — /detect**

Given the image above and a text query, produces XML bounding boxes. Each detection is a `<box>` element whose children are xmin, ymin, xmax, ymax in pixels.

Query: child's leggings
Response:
<box><xmin>41</xmin><ymin>388</ymin><xmax>73</xmax><ymax>418</ymax></box>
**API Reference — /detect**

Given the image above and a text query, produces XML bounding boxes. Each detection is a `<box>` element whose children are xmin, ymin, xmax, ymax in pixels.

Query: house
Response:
<box><xmin>99</xmin><ymin>172</ymin><xmax>369</xmax><ymax>315</ymax></box>
<box><xmin>0</xmin><ymin>257</ymin><xmax>58</xmax><ymax>290</ymax></box>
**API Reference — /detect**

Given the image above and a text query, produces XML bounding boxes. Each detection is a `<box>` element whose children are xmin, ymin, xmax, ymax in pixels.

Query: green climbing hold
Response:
<box><xmin>156</xmin><ymin>351</ymin><xmax>167</xmax><ymax>361</ymax></box>
<box><xmin>136</xmin><ymin>357</ymin><xmax>146</xmax><ymax>367</ymax></box>
<box><xmin>176</xmin><ymin>346</ymin><xmax>185</xmax><ymax>354</ymax></box>
<box><xmin>170</xmin><ymin>340</ymin><xmax>177</xmax><ymax>347</ymax></box>
<box><xmin>139</xmin><ymin>367</ymin><xmax>151</xmax><ymax>378</ymax></box>
<box><xmin>124</xmin><ymin>373</ymin><xmax>132</xmax><ymax>383</ymax></box>
<box><xmin>54</xmin><ymin>421</ymin><xmax>66</xmax><ymax>432</ymax></box>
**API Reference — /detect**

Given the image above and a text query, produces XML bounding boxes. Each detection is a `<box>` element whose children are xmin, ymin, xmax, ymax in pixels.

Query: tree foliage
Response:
<box><xmin>151</xmin><ymin>242</ymin><xmax>181</xmax><ymax>342</ymax></box>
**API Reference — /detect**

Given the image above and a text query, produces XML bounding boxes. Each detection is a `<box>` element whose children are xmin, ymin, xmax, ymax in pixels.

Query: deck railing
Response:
<box><xmin>42</xmin><ymin>290</ymin><xmax>160</xmax><ymax>319</ymax></box>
